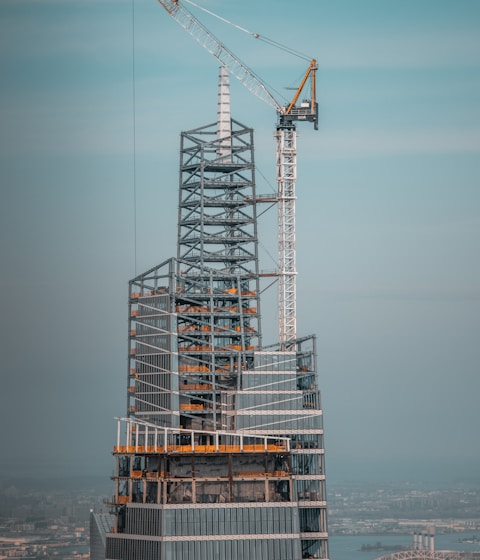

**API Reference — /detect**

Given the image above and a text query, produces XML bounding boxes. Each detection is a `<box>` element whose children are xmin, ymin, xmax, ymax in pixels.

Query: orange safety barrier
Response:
<box><xmin>177</xmin><ymin>305</ymin><xmax>210</xmax><ymax>313</ymax></box>
<box><xmin>179</xmin><ymin>403</ymin><xmax>204</xmax><ymax>411</ymax></box>
<box><xmin>178</xmin><ymin>345</ymin><xmax>212</xmax><ymax>352</ymax></box>
<box><xmin>193</xmin><ymin>445</ymin><xmax>217</xmax><ymax>453</ymax></box>
<box><xmin>174</xmin><ymin>445</ymin><xmax>195</xmax><ymax>453</ymax></box>
<box><xmin>243</xmin><ymin>444</ymin><xmax>266</xmax><ymax>452</ymax></box>
<box><xmin>268</xmin><ymin>443</ymin><xmax>287</xmax><ymax>451</ymax></box>
<box><xmin>182</xmin><ymin>384</ymin><xmax>212</xmax><ymax>390</ymax></box>
<box><xmin>131</xmin><ymin>470</ymin><xmax>143</xmax><ymax>479</ymax></box>
<box><xmin>244</xmin><ymin>308</ymin><xmax>257</xmax><ymax>314</ymax></box>
<box><xmin>124</xmin><ymin>446</ymin><xmax>153</xmax><ymax>454</ymax></box>
<box><xmin>131</xmin><ymin>293</ymin><xmax>141</xmax><ymax>299</ymax></box>
<box><xmin>146</xmin><ymin>471</ymin><xmax>164</xmax><ymax>478</ymax></box>
<box><xmin>179</xmin><ymin>365</ymin><xmax>210</xmax><ymax>373</ymax></box>
<box><xmin>117</xmin><ymin>496</ymin><xmax>130</xmax><ymax>504</ymax></box>
<box><xmin>178</xmin><ymin>325</ymin><xmax>196</xmax><ymax>332</ymax></box>
<box><xmin>131</xmin><ymin>310</ymin><xmax>139</xmax><ymax>317</ymax></box>
<box><xmin>114</xmin><ymin>442</ymin><xmax>287</xmax><ymax>455</ymax></box>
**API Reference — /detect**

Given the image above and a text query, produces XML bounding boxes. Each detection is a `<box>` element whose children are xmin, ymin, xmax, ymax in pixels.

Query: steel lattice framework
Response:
<box><xmin>177</xmin><ymin>118</ymin><xmax>259</xmax><ymax>277</ymax></box>
<box><xmin>276</xmin><ymin>125</ymin><xmax>297</xmax><ymax>347</ymax></box>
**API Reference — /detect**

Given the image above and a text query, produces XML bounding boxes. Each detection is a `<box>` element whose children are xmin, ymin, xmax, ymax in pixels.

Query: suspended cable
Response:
<box><xmin>256</xmin><ymin>164</ymin><xmax>276</xmax><ymax>194</ymax></box>
<box><xmin>259</xmin><ymin>238</ymin><xmax>278</xmax><ymax>269</ymax></box>
<box><xmin>132</xmin><ymin>0</ymin><xmax>137</xmax><ymax>275</ymax></box>
<box><xmin>184</xmin><ymin>0</ymin><xmax>256</xmax><ymax>37</ymax></box>
<box><xmin>183</xmin><ymin>0</ymin><xmax>311</xmax><ymax>61</ymax></box>
<box><xmin>255</xmin><ymin>36</ymin><xmax>311</xmax><ymax>62</ymax></box>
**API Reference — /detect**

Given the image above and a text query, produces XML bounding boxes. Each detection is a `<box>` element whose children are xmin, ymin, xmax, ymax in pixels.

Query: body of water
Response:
<box><xmin>330</xmin><ymin>531</ymin><xmax>480</xmax><ymax>560</ymax></box>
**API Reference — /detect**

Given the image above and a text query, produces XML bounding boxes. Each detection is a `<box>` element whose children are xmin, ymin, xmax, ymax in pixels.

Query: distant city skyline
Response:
<box><xmin>1</xmin><ymin>476</ymin><xmax>479</xmax><ymax>559</ymax></box>
<box><xmin>1</xmin><ymin>0</ymin><xmax>479</xmax><ymax>484</ymax></box>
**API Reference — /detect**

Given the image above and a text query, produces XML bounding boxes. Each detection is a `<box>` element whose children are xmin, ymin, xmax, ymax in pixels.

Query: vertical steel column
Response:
<box><xmin>217</xmin><ymin>65</ymin><xmax>232</xmax><ymax>162</ymax></box>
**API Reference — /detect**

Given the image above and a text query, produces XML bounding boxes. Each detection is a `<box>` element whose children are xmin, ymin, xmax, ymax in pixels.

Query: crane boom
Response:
<box><xmin>156</xmin><ymin>0</ymin><xmax>318</xmax><ymax>346</ymax></box>
<box><xmin>157</xmin><ymin>0</ymin><xmax>282</xmax><ymax>113</ymax></box>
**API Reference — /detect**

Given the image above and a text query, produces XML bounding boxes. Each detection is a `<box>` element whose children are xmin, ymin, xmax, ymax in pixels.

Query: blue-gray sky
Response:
<box><xmin>1</xmin><ymin>0</ymin><xmax>479</xmax><ymax>483</ymax></box>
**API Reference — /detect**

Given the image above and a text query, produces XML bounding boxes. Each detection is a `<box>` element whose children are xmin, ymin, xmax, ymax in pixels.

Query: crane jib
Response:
<box><xmin>156</xmin><ymin>0</ymin><xmax>318</xmax><ymax>127</ymax></box>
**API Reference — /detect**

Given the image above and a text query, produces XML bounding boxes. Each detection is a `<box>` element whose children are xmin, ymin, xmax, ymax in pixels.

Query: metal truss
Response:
<box><xmin>127</xmin><ymin>258</ymin><xmax>260</xmax><ymax>432</ymax></box>
<box><xmin>178</xmin><ymin>119</ymin><xmax>259</xmax><ymax>277</ymax></box>
<box><xmin>276</xmin><ymin>125</ymin><xmax>297</xmax><ymax>347</ymax></box>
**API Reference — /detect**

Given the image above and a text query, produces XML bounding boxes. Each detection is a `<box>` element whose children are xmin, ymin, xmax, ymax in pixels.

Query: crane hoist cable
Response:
<box><xmin>183</xmin><ymin>0</ymin><xmax>311</xmax><ymax>61</ymax></box>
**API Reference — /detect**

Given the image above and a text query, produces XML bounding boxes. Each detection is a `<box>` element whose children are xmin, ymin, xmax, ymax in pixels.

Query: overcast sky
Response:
<box><xmin>1</xmin><ymin>0</ymin><xmax>479</xmax><ymax>484</ymax></box>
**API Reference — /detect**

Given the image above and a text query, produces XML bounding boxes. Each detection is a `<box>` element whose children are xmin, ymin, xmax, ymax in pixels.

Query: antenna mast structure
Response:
<box><xmin>156</xmin><ymin>0</ymin><xmax>318</xmax><ymax>347</ymax></box>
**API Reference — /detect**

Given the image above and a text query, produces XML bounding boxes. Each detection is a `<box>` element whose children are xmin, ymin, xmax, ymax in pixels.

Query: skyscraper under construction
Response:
<box><xmin>91</xmin><ymin>68</ymin><xmax>329</xmax><ymax>560</ymax></box>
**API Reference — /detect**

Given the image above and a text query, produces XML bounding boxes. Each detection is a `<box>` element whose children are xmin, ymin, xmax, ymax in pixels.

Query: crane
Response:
<box><xmin>156</xmin><ymin>0</ymin><xmax>318</xmax><ymax>348</ymax></box>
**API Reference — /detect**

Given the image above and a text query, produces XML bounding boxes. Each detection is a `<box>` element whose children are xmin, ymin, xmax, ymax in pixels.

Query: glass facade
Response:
<box><xmin>106</xmin><ymin>502</ymin><xmax>302</xmax><ymax>559</ymax></box>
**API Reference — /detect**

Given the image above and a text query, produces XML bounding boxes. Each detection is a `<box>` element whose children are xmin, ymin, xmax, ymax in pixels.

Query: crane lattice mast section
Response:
<box><xmin>156</xmin><ymin>0</ymin><xmax>318</xmax><ymax>347</ymax></box>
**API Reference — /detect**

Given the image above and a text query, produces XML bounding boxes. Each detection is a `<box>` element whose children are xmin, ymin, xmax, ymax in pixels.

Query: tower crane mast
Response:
<box><xmin>156</xmin><ymin>0</ymin><xmax>318</xmax><ymax>347</ymax></box>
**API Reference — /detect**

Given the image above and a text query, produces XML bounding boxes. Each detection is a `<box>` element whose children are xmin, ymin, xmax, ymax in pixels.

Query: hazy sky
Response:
<box><xmin>1</xmin><ymin>0</ymin><xmax>479</xmax><ymax>484</ymax></box>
